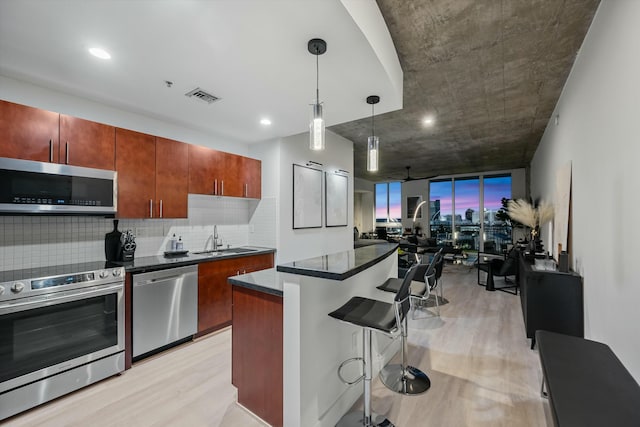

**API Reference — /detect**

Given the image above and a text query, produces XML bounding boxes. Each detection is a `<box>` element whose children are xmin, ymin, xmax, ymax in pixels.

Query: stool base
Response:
<box><xmin>336</xmin><ymin>411</ymin><xmax>395</xmax><ymax>427</ymax></box>
<box><xmin>380</xmin><ymin>364</ymin><xmax>431</xmax><ymax>395</ymax></box>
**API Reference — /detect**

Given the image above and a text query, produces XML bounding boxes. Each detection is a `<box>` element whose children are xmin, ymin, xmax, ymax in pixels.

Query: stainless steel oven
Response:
<box><xmin>0</xmin><ymin>262</ymin><xmax>125</xmax><ymax>420</ymax></box>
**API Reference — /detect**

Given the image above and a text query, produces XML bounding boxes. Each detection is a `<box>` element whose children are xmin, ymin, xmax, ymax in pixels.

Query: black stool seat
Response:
<box><xmin>328</xmin><ymin>297</ymin><xmax>396</xmax><ymax>333</ymax></box>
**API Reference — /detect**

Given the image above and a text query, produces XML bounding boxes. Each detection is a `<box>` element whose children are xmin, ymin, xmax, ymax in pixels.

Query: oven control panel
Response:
<box><xmin>0</xmin><ymin>266</ymin><xmax>125</xmax><ymax>302</ymax></box>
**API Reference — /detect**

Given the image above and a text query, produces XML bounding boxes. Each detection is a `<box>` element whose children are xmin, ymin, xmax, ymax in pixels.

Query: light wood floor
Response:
<box><xmin>5</xmin><ymin>264</ymin><xmax>551</xmax><ymax>427</ymax></box>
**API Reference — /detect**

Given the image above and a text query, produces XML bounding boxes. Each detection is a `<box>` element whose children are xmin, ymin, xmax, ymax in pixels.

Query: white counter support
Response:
<box><xmin>282</xmin><ymin>252</ymin><xmax>398</xmax><ymax>427</ymax></box>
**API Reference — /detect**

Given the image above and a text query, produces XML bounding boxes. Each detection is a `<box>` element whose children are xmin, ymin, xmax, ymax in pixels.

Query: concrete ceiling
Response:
<box><xmin>330</xmin><ymin>0</ymin><xmax>601</xmax><ymax>181</ymax></box>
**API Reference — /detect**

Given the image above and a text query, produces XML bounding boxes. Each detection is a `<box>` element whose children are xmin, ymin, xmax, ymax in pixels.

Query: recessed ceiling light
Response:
<box><xmin>89</xmin><ymin>47</ymin><xmax>111</xmax><ymax>60</ymax></box>
<box><xmin>260</xmin><ymin>118</ymin><xmax>272</xmax><ymax>126</ymax></box>
<box><xmin>422</xmin><ymin>116</ymin><xmax>435</xmax><ymax>126</ymax></box>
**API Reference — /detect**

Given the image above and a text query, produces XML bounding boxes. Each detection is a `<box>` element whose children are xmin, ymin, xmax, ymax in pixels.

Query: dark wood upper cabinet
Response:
<box><xmin>221</xmin><ymin>152</ymin><xmax>243</xmax><ymax>197</ymax></box>
<box><xmin>115</xmin><ymin>128</ymin><xmax>156</xmax><ymax>219</ymax></box>
<box><xmin>0</xmin><ymin>100</ymin><xmax>60</xmax><ymax>163</ymax></box>
<box><xmin>59</xmin><ymin>115</ymin><xmax>115</xmax><ymax>170</ymax></box>
<box><xmin>242</xmin><ymin>157</ymin><xmax>261</xmax><ymax>199</ymax></box>
<box><xmin>188</xmin><ymin>145</ymin><xmax>261</xmax><ymax>199</ymax></box>
<box><xmin>155</xmin><ymin>137</ymin><xmax>188</xmax><ymax>218</ymax></box>
<box><xmin>188</xmin><ymin>144</ymin><xmax>222</xmax><ymax>195</ymax></box>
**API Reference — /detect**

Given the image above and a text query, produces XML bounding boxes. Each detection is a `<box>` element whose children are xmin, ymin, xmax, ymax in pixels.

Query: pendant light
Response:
<box><xmin>366</xmin><ymin>95</ymin><xmax>380</xmax><ymax>172</ymax></box>
<box><xmin>308</xmin><ymin>38</ymin><xmax>327</xmax><ymax>151</ymax></box>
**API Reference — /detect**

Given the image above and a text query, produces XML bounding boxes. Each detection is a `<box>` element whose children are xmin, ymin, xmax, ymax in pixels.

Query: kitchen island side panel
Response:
<box><xmin>231</xmin><ymin>286</ymin><xmax>283</xmax><ymax>427</ymax></box>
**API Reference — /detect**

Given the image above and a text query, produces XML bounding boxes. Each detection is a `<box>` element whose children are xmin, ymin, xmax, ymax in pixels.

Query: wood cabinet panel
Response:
<box><xmin>188</xmin><ymin>145</ymin><xmax>222</xmax><ymax>195</ymax></box>
<box><xmin>0</xmin><ymin>100</ymin><xmax>59</xmax><ymax>162</ymax></box>
<box><xmin>59</xmin><ymin>115</ymin><xmax>115</xmax><ymax>170</ymax></box>
<box><xmin>198</xmin><ymin>253</ymin><xmax>274</xmax><ymax>334</ymax></box>
<box><xmin>221</xmin><ymin>152</ymin><xmax>243</xmax><ymax>197</ymax></box>
<box><xmin>155</xmin><ymin>137</ymin><xmax>188</xmax><ymax>218</ymax></box>
<box><xmin>115</xmin><ymin>128</ymin><xmax>156</xmax><ymax>218</ymax></box>
<box><xmin>242</xmin><ymin>156</ymin><xmax>261</xmax><ymax>199</ymax></box>
<box><xmin>232</xmin><ymin>286</ymin><xmax>283</xmax><ymax>427</ymax></box>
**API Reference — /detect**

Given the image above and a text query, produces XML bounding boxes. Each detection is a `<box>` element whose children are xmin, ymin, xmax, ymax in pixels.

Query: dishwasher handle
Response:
<box><xmin>135</xmin><ymin>275</ymin><xmax>184</xmax><ymax>287</ymax></box>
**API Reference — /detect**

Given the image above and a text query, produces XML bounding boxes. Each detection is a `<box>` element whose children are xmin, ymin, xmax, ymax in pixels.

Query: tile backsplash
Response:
<box><xmin>0</xmin><ymin>195</ymin><xmax>277</xmax><ymax>271</ymax></box>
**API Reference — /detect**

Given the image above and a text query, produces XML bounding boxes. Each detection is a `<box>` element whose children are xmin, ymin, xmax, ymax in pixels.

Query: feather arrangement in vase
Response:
<box><xmin>507</xmin><ymin>199</ymin><xmax>554</xmax><ymax>249</ymax></box>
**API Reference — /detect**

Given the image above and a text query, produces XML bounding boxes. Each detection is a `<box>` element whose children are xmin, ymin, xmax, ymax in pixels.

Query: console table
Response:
<box><xmin>519</xmin><ymin>254</ymin><xmax>583</xmax><ymax>348</ymax></box>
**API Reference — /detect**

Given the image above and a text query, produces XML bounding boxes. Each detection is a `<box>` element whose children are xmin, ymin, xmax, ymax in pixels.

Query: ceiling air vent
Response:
<box><xmin>185</xmin><ymin>87</ymin><xmax>220</xmax><ymax>104</ymax></box>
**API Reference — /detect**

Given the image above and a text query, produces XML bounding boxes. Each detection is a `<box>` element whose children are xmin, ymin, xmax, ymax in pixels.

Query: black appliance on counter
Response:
<box><xmin>105</xmin><ymin>220</ymin><xmax>136</xmax><ymax>262</ymax></box>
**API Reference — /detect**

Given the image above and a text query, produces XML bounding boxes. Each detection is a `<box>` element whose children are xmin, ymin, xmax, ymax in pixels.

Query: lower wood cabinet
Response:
<box><xmin>197</xmin><ymin>253</ymin><xmax>274</xmax><ymax>335</ymax></box>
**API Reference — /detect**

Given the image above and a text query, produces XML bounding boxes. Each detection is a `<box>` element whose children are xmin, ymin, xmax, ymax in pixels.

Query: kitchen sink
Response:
<box><xmin>192</xmin><ymin>247</ymin><xmax>257</xmax><ymax>256</ymax></box>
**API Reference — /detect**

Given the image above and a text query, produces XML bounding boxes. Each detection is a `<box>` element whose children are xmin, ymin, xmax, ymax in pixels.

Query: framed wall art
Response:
<box><xmin>325</xmin><ymin>172</ymin><xmax>348</xmax><ymax>227</ymax></box>
<box><xmin>293</xmin><ymin>164</ymin><xmax>322</xmax><ymax>229</ymax></box>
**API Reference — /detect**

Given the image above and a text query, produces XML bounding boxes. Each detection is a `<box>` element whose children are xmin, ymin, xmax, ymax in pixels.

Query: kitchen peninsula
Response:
<box><xmin>229</xmin><ymin>243</ymin><xmax>399</xmax><ymax>427</ymax></box>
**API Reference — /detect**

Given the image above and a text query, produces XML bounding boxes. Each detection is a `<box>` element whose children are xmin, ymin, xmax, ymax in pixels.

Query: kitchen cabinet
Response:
<box><xmin>115</xmin><ymin>128</ymin><xmax>156</xmax><ymax>218</ymax></box>
<box><xmin>155</xmin><ymin>137</ymin><xmax>189</xmax><ymax>218</ymax></box>
<box><xmin>116</xmin><ymin>130</ymin><xmax>189</xmax><ymax>219</ymax></box>
<box><xmin>197</xmin><ymin>253</ymin><xmax>274</xmax><ymax>334</ymax></box>
<box><xmin>0</xmin><ymin>100</ymin><xmax>116</xmax><ymax>170</ymax></box>
<box><xmin>242</xmin><ymin>156</ymin><xmax>261</xmax><ymax>199</ymax></box>
<box><xmin>0</xmin><ymin>100</ymin><xmax>60</xmax><ymax>163</ymax></box>
<box><xmin>59</xmin><ymin>115</ymin><xmax>115</xmax><ymax>170</ymax></box>
<box><xmin>188</xmin><ymin>144</ymin><xmax>261</xmax><ymax>199</ymax></box>
<box><xmin>188</xmin><ymin>145</ymin><xmax>223</xmax><ymax>196</ymax></box>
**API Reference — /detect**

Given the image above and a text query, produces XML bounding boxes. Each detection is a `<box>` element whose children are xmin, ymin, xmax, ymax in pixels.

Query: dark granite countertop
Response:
<box><xmin>276</xmin><ymin>242</ymin><xmax>398</xmax><ymax>281</ymax></box>
<box><xmin>228</xmin><ymin>268</ymin><xmax>282</xmax><ymax>297</ymax></box>
<box><xmin>111</xmin><ymin>246</ymin><xmax>276</xmax><ymax>274</ymax></box>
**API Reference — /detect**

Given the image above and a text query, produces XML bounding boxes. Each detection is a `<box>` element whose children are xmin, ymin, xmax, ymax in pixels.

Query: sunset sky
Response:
<box><xmin>376</xmin><ymin>176</ymin><xmax>511</xmax><ymax>221</ymax></box>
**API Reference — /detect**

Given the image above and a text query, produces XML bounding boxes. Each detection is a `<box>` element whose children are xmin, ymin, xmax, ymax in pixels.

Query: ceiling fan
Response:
<box><xmin>399</xmin><ymin>166</ymin><xmax>437</xmax><ymax>182</ymax></box>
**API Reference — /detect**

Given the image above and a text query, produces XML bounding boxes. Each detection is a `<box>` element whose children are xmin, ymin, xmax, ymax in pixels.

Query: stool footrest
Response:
<box><xmin>338</xmin><ymin>357</ymin><xmax>365</xmax><ymax>386</ymax></box>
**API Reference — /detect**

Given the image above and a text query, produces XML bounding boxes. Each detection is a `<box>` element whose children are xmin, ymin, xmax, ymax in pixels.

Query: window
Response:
<box><xmin>429</xmin><ymin>180</ymin><xmax>452</xmax><ymax>242</ymax></box>
<box><xmin>454</xmin><ymin>177</ymin><xmax>480</xmax><ymax>250</ymax></box>
<box><xmin>483</xmin><ymin>175</ymin><xmax>512</xmax><ymax>253</ymax></box>
<box><xmin>429</xmin><ymin>174</ymin><xmax>512</xmax><ymax>252</ymax></box>
<box><xmin>375</xmin><ymin>182</ymin><xmax>402</xmax><ymax>236</ymax></box>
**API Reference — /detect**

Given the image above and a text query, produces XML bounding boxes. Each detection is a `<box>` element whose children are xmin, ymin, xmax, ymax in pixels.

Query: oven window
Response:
<box><xmin>0</xmin><ymin>294</ymin><xmax>119</xmax><ymax>383</ymax></box>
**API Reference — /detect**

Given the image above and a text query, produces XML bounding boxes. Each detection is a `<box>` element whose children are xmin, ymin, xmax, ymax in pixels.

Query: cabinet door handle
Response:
<box><xmin>49</xmin><ymin>139</ymin><xmax>53</xmax><ymax>162</ymax></box>
<box><xmin>244</xmin><ymin>183</ymin><xmax>248</xmax><ymax>197</ymax></box>
<box><xmin>159</xmin><ymin>200</ymin><xmax>163</xmax><ymax>218</ymax></box>
<box><xmin>150</xmin><ymin>199</ymin><xmax>153</xmax><ymax>218</ymax></box>
<box><xmin>65</xmin><ymin>141</ymin><xmax>69</xmax><ymax>164</ymax></box>
<box><xmin>214</xmin><ymin>179</ymin><xmax>217</xmax><ymax>195</ymax></box>
<box><xmin>221</xmin><ymin>180</ymin><xmax>224</xmax><ymax>196</ymax></box>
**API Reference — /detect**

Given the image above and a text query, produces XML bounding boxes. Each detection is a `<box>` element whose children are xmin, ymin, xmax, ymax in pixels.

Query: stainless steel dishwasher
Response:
<box><xmin>132</xmin><ymin>265</ymin><xmax>198</xmax><ymax>358</ymax></box>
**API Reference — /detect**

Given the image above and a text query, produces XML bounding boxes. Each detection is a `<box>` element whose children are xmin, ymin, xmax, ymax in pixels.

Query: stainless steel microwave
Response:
<box><xmin>0</xmin><ymin>157</ymin><xmax>117</xmax><ymax>215</ymax></box>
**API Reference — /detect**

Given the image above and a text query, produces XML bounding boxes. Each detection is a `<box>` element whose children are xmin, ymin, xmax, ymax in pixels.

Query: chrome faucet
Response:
<box><xmin>204</xmin><ymin>225</ymin><xmax>223</xmax><ymax>252</ymax></box>
<box><xmin>213</xmin><ymin>225</ymin><xmax>221</xmax><ymax>251</ymax></box>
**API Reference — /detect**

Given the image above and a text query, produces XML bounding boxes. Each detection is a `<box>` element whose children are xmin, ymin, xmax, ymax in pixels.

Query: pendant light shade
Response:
<box><xmin>308</xmin><ymin>38</ymin><xmax>327</xmax><ymax>151</ymax></box>
<box><xmin>366</xmin><ymin>95</ymin><xmax>380</xmax><ymax>172</ymax></box>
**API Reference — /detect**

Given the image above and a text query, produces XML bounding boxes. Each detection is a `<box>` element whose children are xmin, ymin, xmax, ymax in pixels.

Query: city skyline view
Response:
<box><xmin>376</xmin><ymin>176</ymin><xmax>512</xmax><ymax>222</ymax></box>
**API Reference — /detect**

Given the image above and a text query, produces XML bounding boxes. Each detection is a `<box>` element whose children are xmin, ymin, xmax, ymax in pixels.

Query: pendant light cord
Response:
<box><xmin>371</xmin><ymin>103</ymin><xmax>375</xmax><ymax>136</ymax></box>
<box><xmin>316</xmin><ymin>47</ymin><xmax>320</xmax><ymax>105</ymax></box>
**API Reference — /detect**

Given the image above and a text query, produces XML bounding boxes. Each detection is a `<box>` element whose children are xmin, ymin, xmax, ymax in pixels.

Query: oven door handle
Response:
<box><xmin>0</xmin><ymin>283</ymin><xmax>123</xmax><ymax>314</ymax></box>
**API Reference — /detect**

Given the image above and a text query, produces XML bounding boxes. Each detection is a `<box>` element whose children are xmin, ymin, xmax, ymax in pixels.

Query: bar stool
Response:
<box><xmin>328</xmin><ymin>265</ymin><xmax>430</xmax><ymax>426</ymax></box>
<box><xmin>375</xmin><ymin>254</ymin><xmax>438</xmax><ymax>395</ymax></box>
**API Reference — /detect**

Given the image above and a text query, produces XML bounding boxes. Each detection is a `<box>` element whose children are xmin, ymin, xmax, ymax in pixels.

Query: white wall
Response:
<box><xmin>354</xmin><ymin>177</ymin><xmax>375</xmax><ymax>233</ymax></box>
<box><xmin>530</xmin><ymin>0</ymin><xmax>640</xmax><ymax>380</ymax></box>
<box><xmin>0</xmin><ymin>75</ymin><xmax>247</xmax><ymax>155</ymax></box>
<box><xmin>260</xmin><ymin>130</ymin><xmax>353</xmax><ymax>263</ymax></box>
